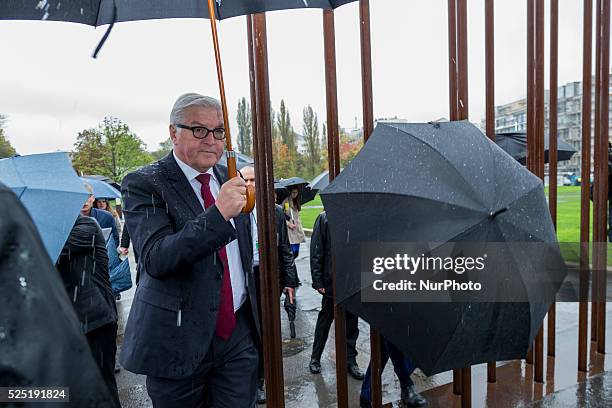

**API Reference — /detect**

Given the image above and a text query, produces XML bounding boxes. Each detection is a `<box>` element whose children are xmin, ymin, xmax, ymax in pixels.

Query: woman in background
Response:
<box><xmin>283</xmin><ymin>187</ymin><xmax>306</xmax><ymax>259</ymax></box>
<box><xmin>95</xmin><ymin>198</ymin><xmax>122</xmax><ymax>238</ymax></box>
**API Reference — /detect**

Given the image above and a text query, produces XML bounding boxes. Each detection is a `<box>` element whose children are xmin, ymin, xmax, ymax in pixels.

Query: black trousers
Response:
<box><xmin>145</xmin><ymin>304</ymin><xmax>258</xmax><ymax>408</ymax></box>
<box><xmin>311</xmin><ymin>294</ymin><xmax>359</xmax><ymax>363</ymax></box>
<box><xmin>86</xmin><ymin>322</ymin><xmax>121</xmax><ymax>408</ymax></box>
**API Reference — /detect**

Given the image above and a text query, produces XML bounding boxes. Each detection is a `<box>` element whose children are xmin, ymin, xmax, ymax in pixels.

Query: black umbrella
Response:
<box><xmin>274</xmin><ymin>181</ymin><xmax>290</xmax><ymax>205</ymax></box>
<box><xmin>320</xmin><ymin>121</ymin><xmax>567</xmax><ymax>375</ymax></box>
<box><xmin>0</xmin><ymin>1</ymin><xmax>357</xmax><ymax>24</ymax></box>
<box><xmin>279</xmin><ymin>177</ymin><xmax>317</xmax><ymax>205</ymax></box>
<box><xmin>0</xmin><ymin>1</ymin><xmax>358</xmax><ymax>56</ymax></box>
<box><xmin>495</xmin><ymin>131</ymin><xmax>577</xmax><ymax>164</ymax></box>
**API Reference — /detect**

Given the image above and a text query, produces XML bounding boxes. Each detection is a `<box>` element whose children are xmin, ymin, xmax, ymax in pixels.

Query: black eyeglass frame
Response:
<box><xmin>175</xmin><ymin>124</ymin><xmax>226</xmax><ymax>140</ymax></box>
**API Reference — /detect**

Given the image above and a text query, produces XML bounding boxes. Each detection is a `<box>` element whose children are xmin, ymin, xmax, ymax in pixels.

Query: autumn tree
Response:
<box><xmin>72</xmin><ymin>117</ymin><xmax>153</xmax><ymax>181</ymax></box>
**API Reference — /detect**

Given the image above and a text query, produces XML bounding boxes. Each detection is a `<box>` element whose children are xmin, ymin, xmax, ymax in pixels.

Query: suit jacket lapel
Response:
<box><xmin>160</xmin><ymin>153</ymin><xmax>203</xmax><ymax>217</ymax></box>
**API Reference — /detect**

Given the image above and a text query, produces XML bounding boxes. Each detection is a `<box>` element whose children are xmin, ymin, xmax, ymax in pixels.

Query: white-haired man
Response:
<box><xmin>120</xmin><ymin>93</ymin><xmax>259</xmax><ymax>407</ymax></box>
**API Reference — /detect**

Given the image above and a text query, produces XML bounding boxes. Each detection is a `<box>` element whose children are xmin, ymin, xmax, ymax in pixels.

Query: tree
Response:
<box><xmin>72</xmin><ymin>117</ymin><xmax>153</xmax><ymax>181</ymax></box>
<box><xmin>339</xmin><ymin>128</ymin><xmax>363</xmax><ymax>167</ymax></box>
<box><xmin>277</xmin><ymin>100</ymin><xmax>295</xmax><ymax>152</ymax></box>
<box><xmin>152</xmin><ymin>138</ymin><xmax>173</xmax><ymax>160</ymax></box>
<box><xmin>236</xmin><ymin>97</ymin><xmax>252</xmax><ymax>155</ymax></box>
<box><xmin>0</xmin><ymin>115</ymin><xmax>17</xmax><ymax>159</ymax></box>
<box><xmin>302</xmin><ymin>105</ymin><xmax>321</xmax><ymax>179</ymax></box>
<box><xmin>72</xmin><ymin>129</ymin><xmax>107</xmax><ymax>176</ymax></box>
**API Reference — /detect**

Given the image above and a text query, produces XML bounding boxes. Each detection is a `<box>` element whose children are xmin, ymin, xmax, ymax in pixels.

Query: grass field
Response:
<box><xmin>301</xmin><ymin>187</ymin><xmax>610</xmax><ymax>263</ymax></box>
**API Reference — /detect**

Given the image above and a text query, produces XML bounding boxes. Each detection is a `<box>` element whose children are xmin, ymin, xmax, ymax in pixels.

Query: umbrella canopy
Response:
<box><xmin>83</xmin><ymin>174</ymin><xmax>121</xmax><ymax>191</ymax></box>
<box><xmin>0</xmin><ymin>0</ymin><xmax>357</xmax><ymax>24</ymax></box>
<box><xmin>495</xmin><ymin>131</ymin><xmax>577</xmax><ymax>164</ymax></box>
<box><xmin>81</xmin><ymin>177</ymin><xmax>121</xmax><ymax>199</ymax></box>
<box><xmin>218</xmin><ymin>151</ymin><xmax>254</xmax><ymax>171</ymax></box>
<box><xmin>279</xmin><ymin>176</ymin><xmax>317</xmax><ymax>205</ymax></box>
<box><xmin>320</xmin><ymin>121</ymin><xmax>567</xmax><ymax>375</ymax></box>
<box><xmin>274</xmin><ymin>181</ymin><xmax>290</xmax><ymax>204</ymax></box>
<box><xmin>0</xmin><ymin>152</ymin><xmax>90</xmax><ymax>263</ymax></box>
<box><xmin>309</xmin><ymin>168</ymin><xmax>344</xmax><ymax>192</ymax></box>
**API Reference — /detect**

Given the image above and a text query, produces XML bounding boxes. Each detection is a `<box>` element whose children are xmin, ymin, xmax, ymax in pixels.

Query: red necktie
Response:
<box><xmin>196</xmin><ymin>173</ymin><xmax>236</xmax><ymax>341</ymax></box>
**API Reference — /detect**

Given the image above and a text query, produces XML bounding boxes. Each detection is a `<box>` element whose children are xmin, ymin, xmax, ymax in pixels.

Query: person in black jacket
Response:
<box><xmin>241</xmin><ymin>166</ymin><xmax>299</xmax><ymax>404</ymax></box>
<box><xmin>309</xmin><ymin>211</ymin><xmax>364</xmax><ymax>380</ymax></box>
<box><xmin>56</xmin><ymin>214</ymin><xmax>120</xmax><ymax>407</ymax></box>
<box><xmin>0</xmin><ymin>182</ymin><xmax>115</xmax><ymax>407</ymax></box>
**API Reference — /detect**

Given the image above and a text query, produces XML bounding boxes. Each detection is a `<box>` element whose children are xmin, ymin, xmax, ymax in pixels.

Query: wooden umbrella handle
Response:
<box><xmin>208</xmin><ymin>0</ymin><xmax>254</xmax><ymax>213</ymax></box>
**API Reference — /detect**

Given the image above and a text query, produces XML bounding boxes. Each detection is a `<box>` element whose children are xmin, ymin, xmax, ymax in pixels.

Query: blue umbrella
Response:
<box><xmin>0</xmin><ymin>152</ymin><xmax>89</xmax><ymax>262</ymax></box>
<box><xmin>81</xmin><ymin>177</ymin><xmax>121</xmax><ymax>199</ymax></box>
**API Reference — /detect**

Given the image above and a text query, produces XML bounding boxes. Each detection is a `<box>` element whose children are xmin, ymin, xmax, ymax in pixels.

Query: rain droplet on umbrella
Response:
<box><xmin>73</xmin><ymin>286</ymin><xmax>79</xmax><ymax>302</ymax></box>
<box><xmin>19</xmin><ymin>276</ymin><xmax>27</xmax><ymax>288</ymax></box>
<box><xmin>177</xmin><ymin>309</ymin><xmax>182</xmax><ymax>327</ymax></box>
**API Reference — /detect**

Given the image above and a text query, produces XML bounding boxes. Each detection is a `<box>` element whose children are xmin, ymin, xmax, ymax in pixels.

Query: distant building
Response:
<box><xmin>481</xmin><ymin>74</ymin><xmax>612</xmax><ymax>174</ymax></box>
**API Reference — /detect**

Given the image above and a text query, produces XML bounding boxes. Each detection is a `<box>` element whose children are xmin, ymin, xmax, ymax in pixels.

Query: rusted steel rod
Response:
<box><xmin>358</xmin><ymin>1</ymin><xmax>381</xmax><ymax>407</ymax></box>
<box><xmin>485</xmin><ymin>0</ymin><xmax>497</xmax><ymax>383</ymax></box>
<box><xmin>448</xmin><ymin>0</ymin><xmax>459</xmax><ymax>122</ymax></box>
<box><xmin>594</xmin><ymin>0</ymin><xmax>610</xmax><ymax>355</ymax></box>
<box><xmin>578</xmin><ymin>0</ymin><xmax>593</xmax><ymax>373</ymax></box>
<box><xmin>548</xmin><ymin>0</ymin><xmax>559</xmax><ymax>359</ymax></box>
<box><xmin>323</xmin><ymin>9</ymin><xmax>349</xmax><ymax>408</ymax></box>
<box><xmin>534</xmin><ymin>0</ymin><xmax>546</xmax><ymax>384</ymax></box>
<box><xmin>249</xmin><ymin>12</ymin><xmax>286</xmax><ymax>408</ymax></box>
<box><xmin>592</xmin><ymin>0</ymin><xmax>603</xmax><ymax>344</ymax></box>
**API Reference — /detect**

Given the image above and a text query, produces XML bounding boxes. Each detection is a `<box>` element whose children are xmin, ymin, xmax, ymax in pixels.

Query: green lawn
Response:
<box><xmin>301</xmin><ymin>195</ymin><xmax>324</xmax><ymax>230</ymax></box>
<box><xmin>301</xmin><ymin>187</ymin><xmax>610</xmax><ymax>263</ymax></box>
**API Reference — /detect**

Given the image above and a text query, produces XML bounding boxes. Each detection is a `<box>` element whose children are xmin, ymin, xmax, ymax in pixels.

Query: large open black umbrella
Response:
<box><xmin>0</xmin><ymin>1</ymin><xmax>357</xmax><ymax>24</ymax></box>
<box><xmin>495</xmin><ymin>131</ymin><xmax>577</xmax><ymax>164</ymax></box>
<box><xmin>320</xmin><ymin>121</ymin><xmax>567</xmax><ymax>375</ymax></box>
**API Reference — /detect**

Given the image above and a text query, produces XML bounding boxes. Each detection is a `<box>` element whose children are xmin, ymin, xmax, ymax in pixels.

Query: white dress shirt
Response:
<box><xmin>173</xmin><ymin>151</ymin><xmax>246</xmax><ymax>311</ymax></box>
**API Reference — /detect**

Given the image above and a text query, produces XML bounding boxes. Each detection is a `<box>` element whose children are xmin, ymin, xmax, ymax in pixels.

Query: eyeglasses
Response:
<box><xmin>175</xmin><ymin>124</ymin><xmax>226</xmax><ymax>140</ymax></box>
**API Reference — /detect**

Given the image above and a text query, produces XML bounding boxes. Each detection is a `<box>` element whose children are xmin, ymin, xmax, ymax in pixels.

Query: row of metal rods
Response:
<box><xmin>246</xmin><ymin>0</ymin><xmax>610</xmax><ymax>407</ymax></box>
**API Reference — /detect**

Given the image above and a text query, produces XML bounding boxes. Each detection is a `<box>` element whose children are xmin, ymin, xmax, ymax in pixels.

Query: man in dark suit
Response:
<box><xmin>310</xmin><ymin>211</ymin><xmax>364</xmax><ymax>380</ymax></box>
<box><xmin>241</xmin><ymin>165</ymin><xmax>299</xmax><ymax>404</ymax></box>
<box><xmin>119</xmin><ymin>93</ymin><xmax>259</xmax><ymax>407</ymax></box>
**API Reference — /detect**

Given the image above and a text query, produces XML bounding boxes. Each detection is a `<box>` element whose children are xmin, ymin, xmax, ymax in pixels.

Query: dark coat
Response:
<box><xmin>90</xmin><ymin>207</ymin><xmax>119</xmax><ymax>247</ymax></box>
<box><xmin>310</xmin><ymin>211</ymin><xmax>333</xmax><ymax>296</ymax></box>
<box><xmin>56</xmin><ymin>214</ymin><xmax>117</xmax><ymax>334</ymax></box>
<box><xmin>275</xmin><ymin>204</ymin><xmax>299</xmax><ymax>289</ymax></box>
<box><xmin>119</xmin><ymin>153</ymin><xmax>258</xmax><ymax>379</ymax></box>
<box><xmin>0</xmin><ymin>183</ymin><xmax>115</xmax><ymax>407</ymax></box>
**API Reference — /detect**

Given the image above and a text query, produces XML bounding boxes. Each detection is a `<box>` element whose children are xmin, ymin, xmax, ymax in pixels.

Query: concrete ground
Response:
<box><xmin>115</xmin><ymin>238</ymin><xmax>612</xmax><ymax>407</ymax></box>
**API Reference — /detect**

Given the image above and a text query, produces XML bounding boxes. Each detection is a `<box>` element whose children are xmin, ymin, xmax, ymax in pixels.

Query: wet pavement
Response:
<box><xmin>115</xmin><ymin>238</ymin><xmax>612</xmax><ymax>407</ymax></box>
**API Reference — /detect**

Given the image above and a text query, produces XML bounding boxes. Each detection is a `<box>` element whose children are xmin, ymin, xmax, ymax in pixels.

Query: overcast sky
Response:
<box><xmin>0</xmin><ymin>0</ymin><xmax>591</xmax><ymax>155</ymax></box>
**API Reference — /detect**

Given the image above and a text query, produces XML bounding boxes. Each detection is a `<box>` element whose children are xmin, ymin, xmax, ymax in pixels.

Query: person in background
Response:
<box><xmin>55</xmin><ymin>213</ymin><xmax>120</xmax><ymax>407</ymax></box>
<box><xmin>309</xmin><ymin>210</ymin><xmax>364</xmax><ymax>381</ymax></box>
<box><xmin>240</xmin><ymin>165</ymin><xmax>299</xmax><ymax>404</ymax></box>
<box><xmin>360</xmin><ymin>337</ymin><xmax>427</xmax><ymax>408</ymax></box>
<box><xmin>283</xmin><ymin>186</ymin><xmax>306</xmax><ymax>258</ymax></box>
<box><xmin>82</xmin><ymin>184</ymin><xmax>119</xmax><ymax>247</ymax></box>
<box><xmin>95</xmin><ymin>198</ymin><xmax>122</xmax><ymax>236</ymax></box>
